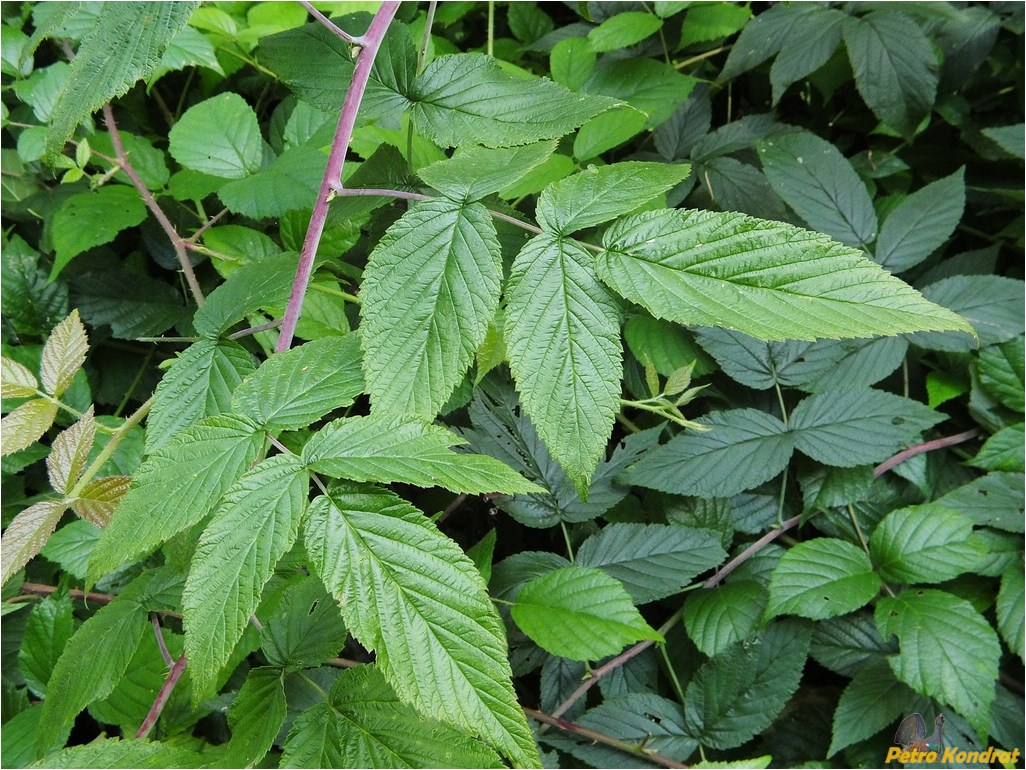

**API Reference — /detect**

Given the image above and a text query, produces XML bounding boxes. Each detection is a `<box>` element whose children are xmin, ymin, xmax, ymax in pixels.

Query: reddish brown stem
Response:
<box><xmin>136</xmin><ymin>653</ymin><xmax>187</xmax><ymax>739</ymax></box>
<box><xmin>18</xmin><ymin>582</ymin><xmax>115</xmax><ymax>604</ymax></box>
<box><xmin>704</xmin><ymin>514</ymin><xmax>802</xmax><ymax>589</ymax></box>
<box><xmin>151</xmin><ymin>614</ymin><xmax>174</xmax><ymax>667</ymax></box>
<box><xmin>873</xmin><ymin>429</ymin><xmax>980</xmax><ymax>477</ymax></box>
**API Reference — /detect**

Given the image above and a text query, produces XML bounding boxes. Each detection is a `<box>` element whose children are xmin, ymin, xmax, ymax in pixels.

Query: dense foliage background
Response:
<box><xmin>1</xmin><ymin>1</ymin><xmax>1023</xmax><ymax>768</ymax></box>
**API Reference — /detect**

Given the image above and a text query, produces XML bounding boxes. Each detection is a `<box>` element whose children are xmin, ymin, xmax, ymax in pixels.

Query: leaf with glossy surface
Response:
<box><xmin>504</xmin><ymin>234</ymin><xmax>622</xmax><ymax>495</ymax></box>
<box><xmin>767</xmin><ymin>538</ymin><xmax>881</xmax><ymax>620</ymax></box>
<box><xmin>588</xmin><ymin>11</ymin><xmax>662</xmax><ymax>52</ymax></box>
<box><xmin>225</xmin><ymin>667</ymin><xmax>288</xmax><ymax>768</ymax></box>
<box><xmin>577</xmin><ymin>523</ymin><xmax>727</xmax><ymax>604</ymax></box>
<box><xmin>419</xmin><ymin>142</ymin><xmax>555</xmax><ymax>203</ymax></box>
<box><xmin>361</xmin><ymin>200</ymin><xmax>501</xmax><ymax>417</ymax></box>
<box><xmin>870</xmin><ymin>503</ymin><xmax>986</xmax><ymax>584</ymax></box>
<box><xmin>88</xmin><ymin>414</ymin><xmax>263</xmax><ymax>582</ymax></box>
<box><xmin>167</xmin><ymin>92</ymin><xmax>263</xmax><ymax>179</ymax></box>
<box><xmin>599</xmin><ymin>209</ymin><xmax>974</xmax><ymax>341</ymax></box>
<box><xmin>1</xmin><ymin>500</ymin><xmax>67</xmax><ymax>585</ymax></box>
<box><xmin>304</xmin><ymin>482</ymin><xmax>539</xmax><ymax>767</ymax></box>
<box><xmin>18</xmin><ymin>590</ymin><xmax>74</xmax><ymax>697</ymax></box>
<box><xmin>231</xmin><ymin>336</ymin><xmax>364</xmax><ymax>431</ymax></box>
<box><xmin>874</xmin><ymin>168</ymin><xmax>965</xmax><ymax>273</ymax></box>
<box><xmin>303</xmin><ymin>414</ymin><xmax>541</xmax><ymax>494</ymax></box>
<box><xmin>536</xmin><ymin>161</ymin><xmax>691</xmax><ymax>235</ymax></box>
<box><xmin>683</xmin><ymin>582</ymin><xmax>767</xmax><ymax>657</ymax></box>
<box><xmin>40</xmin><ymin>309</ymin><xmax>88</xmax><ymax>398</ymax></box>
<box><xmin>183</xmin><ymin>454</ymin><xmax>308</xmax><ymax>699</ymax></box>
<box><xmin>512</xmin><ymin>566</ymin><xmax>662</xmax><ymax>661</ymax></box>
<box><xmin>625</xmin><ymin>409</ymin><xmax>792</xmax><ymax>498</ymax></box>
<box><xmin>876</xmin><ymin>589</ymin><xmax>999</xmax><ymax>737</ymax></box>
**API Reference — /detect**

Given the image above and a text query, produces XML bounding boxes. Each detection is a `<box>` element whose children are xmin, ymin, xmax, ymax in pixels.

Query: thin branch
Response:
<box><xmin>704</xmin><ymin>514</ymin><xmax>802</xmax><ymax>589</ymax></box>
<box><xmin>151</xmin><ymin>614</ymin><xmax>175</xmax><ymax>667</ymax></box>
<box><xmin>418</xmin><ymin>1</ymin><xmax>438</xmax><ymax>72</ymax></box>
<box><xmin>17</xmin><ymin>582</ymin><xmax>115</xmax><ymax>605</ymax></box>
<box><xmin>326</xmin><ymin>656</ymin><xmax>365</xmax><ymax>668</ymax></box>
<box><xmin>525</xmin><ymin>708</ymin><xmax>689</xmax><ymax>769</ymax></box>
<box><xmin>277</xmin><ymin>1</ymin><xmax>402</xmax><ymax>352</ymax></box>
<box><xmin>186</xmin><ymin>207</ymin><xmax>229</xmax><ymax>242</ymax></box>
<box><xmin>101</xmin><ymin>105</ymin><xmax>205</xmax><ymax>308</ymax></box>
<box><xmin>299</xmin><ymin>0</ymin><xmax>363</xmax><ymax>45</ymax></box>
<box><xmin>228</xmin><ymin>319</ymin><xmax>283</xmax><ymax>339</ymax></box>
<box><xmin>873</xmin><ymin>429</ymin><xmax>980</xmax><ymax>477</ymax></box>
<box><xmin>136</xmin><ymin>653</ymin><xmax>187</xmax><ymax>739</ymax></box>
<box><xmin>331</xmin><ymin>186</ymin><xmax>432</xmax><ymax>203</ymax></box>
<box><xmin>674</xmin><ymin>44</ymin><xmax>731</xmax><ymax>70</ymax></box>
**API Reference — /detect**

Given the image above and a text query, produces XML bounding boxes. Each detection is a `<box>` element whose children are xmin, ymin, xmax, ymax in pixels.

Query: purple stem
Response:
<box><xmin>135</xmin><ymin>653</ymin><xmax>187</xmax><ymax>739</ymax></box>
<box><xmin>150</xmin><ymin>613</ymin><xmax>174</xmax><ymax>667</ymax></box>
<box><xmin>299</xmin><ymin>0</ymin><xmax>361</xmax><ymax>45</ymax></box>
<box><xmin>276</xmin><ymin>2</ymin><xmax>401</xmax><ymax>352</ymax></box>
<box><xmin>873</xmin><ymin>429</ymin><xmax>980</xmax><ymax>477</ymax></box>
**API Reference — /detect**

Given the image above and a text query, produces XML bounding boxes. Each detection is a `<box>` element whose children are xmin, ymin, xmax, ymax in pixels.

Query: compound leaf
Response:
<box><xmin>0</xmin><ymin>399</ymin><xmax>59</xmax><ymax>458</ymax></box>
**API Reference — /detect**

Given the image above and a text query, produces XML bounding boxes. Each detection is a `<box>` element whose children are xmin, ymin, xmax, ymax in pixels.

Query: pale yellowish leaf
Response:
<box><xmin>1</xmin><ymin>399</ymin><xmax>59</xmax><ymax>456</ymax></box>
<box><xmin>40</xmin><ymin>309</ymin><xmax>88</xmax><ymax>397</ymax></box>
<box><xmin>71</xmin><ymin>476</ymin><xmax>132</xmax><ymax>527</ymax></box>
<box><xmin>1</xmin><ymin>500</ymin><xmax>67</xmax><ymax>585</ymax></box>
<box><xmin>1</xmin><ymin>357</ymin><xmax>38</xmax><ymax>399</ymax></box>
<box><xmin>47</xmin><ymin>407</ymin><xmax>96</xmax><ymax>495</ymax></box>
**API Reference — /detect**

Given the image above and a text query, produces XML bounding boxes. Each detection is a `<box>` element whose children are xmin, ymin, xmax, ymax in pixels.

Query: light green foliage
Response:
<box><xmin>31</xmin><ymin>739</ymin><xmax>208</xmax><ymax>769</ymax></box>
<box><xmin>218</xmin><ymin>143</ymin><xmax>327</xmax><ymax>218</ymax></box>
<box><xmin>224</xmin><ymin>668</ymin><xmax>288</xmax><ymax>767</ymax></box>
<box><xmin>588</xmin><ymin>12</ymin><xmax>663</xmax><ymax>53</ymax></box>
<box><xmin>418</xmin><ymin>141</ymin><xmax>555</xmax><ymax>202</ymax></box>
<box><xmin>683</xmin><ymin>582</ymin><xmax>768</xmax><ymax>657</ymax></box>
<box><xmin>168</xmin><ymin>92</ymin><xmax>263</xmax><ymax>178</ymax></box>
<box><xmin>767</xmin><ymin>538</ymin><xmax>881</xmax><ymax>620</ymax></box>
<box><xmin>870</xmin><ymin>503</ymin><xmax>987</xmax><ymax>583</ymax></box>
<box><xmin>50</xmin><ymin>186</ymin><xmax>147</xmax><ymax>278</ymax></box>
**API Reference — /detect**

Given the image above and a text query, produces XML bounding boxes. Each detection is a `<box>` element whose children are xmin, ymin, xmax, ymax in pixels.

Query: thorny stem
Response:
<box><xmin>101</xmin><ymin>105</ymin><xmax>205</xmax><ymax>308</ymax></box>
<box><xmin>151</xmin><ymin>614</ymin><xmax>175</xmax><ymax>667</ymax></box>
<box><xmin>873</xmin><ymin>429</ymin><xmax>980</xmax><ymax>477</ymax></box>
<box><xmin>299</xmin><ymin>0</ymin><xmax>362</xmax><ymax>45</ymax></box>
<box><xmin>525</xmin><ymin>708</ymin><xmax>689</xmax><ymax>769</ymax></box>
<box><xmin>186</xmin><ymin>207</ymin><xmax>229</xmax><ymax>242</ymax></box>
<box><xmin>277</xmin><ymin>1</ymin><xmax>401</xmax><ymax>352</ymax></box>
<box><xmin>136</xmin><ymin>653</ymin><xmax>187</xmax><ymax>739</ymax></box>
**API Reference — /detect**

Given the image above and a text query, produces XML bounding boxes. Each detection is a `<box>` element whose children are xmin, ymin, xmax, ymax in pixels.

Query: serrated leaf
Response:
<box><xmin>231</xmin><ymin>336</ymin><xmax>363</xmax><ymax>431</ymax></box>
<box><xmin>71</xmin><ymin>476</ymin><xmax>132</xmax><ymax>528</ymax></box>
<box><xmin>504</xmin><ymin>234</ymin><xmax>622</xmax><ymax>495</ymax></box>
<box><xmin>217</xmin><ymin>143</ymin><xmax>327</xmax><ymax>219</ymax></box>
<box><xmin>914</xmin><ymin>275</ymin><xmax>1024</xmax><ymax>352</ymax></box>
<box><xmin>419</xmin><ymin>141</ymin><xmax>556</xmax><ymax>203</ymax></box>
<box><xmin>46</xmin><ymin>408</ymin><xmax>94</xmax><ymax>495</ymax></box>
<box><xmin>625</xmin><ymin>408</ymin><xmax>793</xmax><ymax>498</ymax></box>
<box><xmin>37</xmin><ymin>577</ymin><xmax>150</xmax><ymax>752</ymax></box>
<box><xmin>935</xmin><ymin>472</ymin><xmax>1024</xmax><ymax>533</ymax></box>
<box><xmin>969</xmin><ymin>424</ymin><xmax>1025</xmax><ymax>472</ymax></box>
<box><xmin>31</xmin><ymin>738</ymin><xmax>207</xmax><ymax>769</ymax></box>
<box><xmin>361</xmin><ymin>200</ymin><xmax>501</xmax><ymax>417</ymax></box>
<box><xmin>1</xmin><ymin>357</ymin><xmax>38</xmax><ymax>398</ymax></box>
<box><xmin>599</xmin><ymin>209</ymin><xmax>974</xmax><ymax>341</ymax></box>
<box><xmin>576</xmin><ymin>523</ymin><xmax>727</xmax><ymax>603</ymax></box>
<box><xmin>843</xmin><ymin>11</ymin><xmax>938</xmax><ymax>137</ymax></box>
<box><xmin>997</xmin><ymin>565</ymin><xmax>1024</xmax><ymax>661</ymax></box>
<box><xmin>183</xmin><ymin>454</ymin><xmax>308</xmax><ymax>699</ymax></box>
<box><xmin>588</xmin><ymin>11</ymin><xmax>663</xmax><ymax>52</ymax></box>
<box><xmin>410</xmin><ymin>53</ymin><xmax>613</xmax><ymax>148</ymax></box>
<box><xmin>582</xmin><ymin>57</ymin><xmax>696</xmax><ymax>128</ymax></box>
<box><xmin>827</xmin><ymin>660</ymin><xmax>916</xmax><ymax>756</ymax></box>
<box><xmin>717</xmin><ymin>4</ymin><xmax>792</xmax><ymax>80</ymax></box>
<box><xmin>870</xmin><ymin>503</ymin><xmax>986</xmax><ymax>584</ymax></box>
<box><xmin>683</xmin><ymin>581</ymin><xmax>768</xmax><ymax>657</ymax></box>
<box><xmin>40</xmin><ymin>520</ymin><xmax>101</xmax><ymax>581</ymax></box>
<box><xmin>789</xmin><ymin>336</ymin><xmax>909</xmax><ymax>393</ymax></box>
<box><xmin>769</xmin><ymin>6</ymin><xmax>846</xmax><ymax>105</ymax></box>
<box><xmin>978</xmin><ymin>338</ymin><xmax>1025</xmax><ymax>412</ymax></box>
<box><xmin>88</xmin><ymin>414</ymin><xmax>263</xmax><ymax>582</ymax></box>
<box><xmin>146</xmin><ymin>339</ymin><xmax>256</xmax><ymax>452</ymax></box>
<box><xmin>684</xmin><ymin>621</ymin><xmax>810</xmax><ymax>750</ymax></box>
<box><xmin>44</xmin><ymin>3</ymin><xmax>197</xmax><ymax>161</ymax></box>
<box><xmin>876</xmin><ymin>589</ymin><xmax>999</xmax><ymax>737</ymax></box>
<box><xmin>305</xmin><ymin>482</ymin><xmax>540</xmax><ymax>767</ymax></box>
<box><xmin>573</xmin><ymin>104</ymin><xmax>649</xmax><ymax>161</ymax></box>
<box><xmin>1</xmin><ymin>500</ymin><xmax>67</xmax><ymax>585</ymax></box>
<box><xmin>303</xmin><ymin>414</ymin><xmax>541</xmax><ymax>494</ymax></box>
<box><xmin>167</xmin><ymin>92</ymin><xmax>262</xmax><ymax>179</ymax></box>
<box><xmin>1</xmin><ymin>399</ymin><xmax>59</xmax><ymax>458</ymax></box>
<box><xmin>789</xmin><ymin>389</ymin><xmax>944</xmax><ymax>467</ymax></box>
<box><xmin>570</xmin><ymin>694</ymin><xmax>697</xmax><ymax>765</ymax></box>
<box><xmin>767</xmin><ymin>538</ymin><xmax>881</xmax><ymax>620</ymax></box>
<box><xmin>225</xmin><ymin>667</ymin><xmax>287</xmax><ymax>768</ymax></box>
<box><xmin>512</xmin><ymin>566</ymin><xmax>662</xmax><ymax>661</ymax></box>
<box><xmin>260</xmin><ymin>577</ymin><xmax>347</xmax><ymax>670</ymax></box>
<box><xmin>758</xmin><ymin>131</ymin><xmax>877</xmax><ymax>248</ymax></box>
<box><xmin>71</xmin><ymin>271</ymin><xmax>184</xmax><ymax>339</ymax></box>
<box><xmin>18</xmin><ymin>590</ymin><xmax>74</xmax><ymax>697</ymax></box>
<box><xmin>874</xmin><ymin>168</ymin><xmax>965</xmax><ymax>273</ymax></box>
<box><xmin>192</xmin><ymin>251</ymin><xmax>297</xmax><ymax>339</ymax></box>
<box><xmin>40</xmin><ymin>309</ymin><xmax>88</xmax><ymax>397</ymax></box>
<box><xmin>536</xmin><ymin>161</ymin><xmax>690</xmax><ymax>235</ymax></box>
<box><xmin>810</xmin><ymin>612</ymin><xmax>896</xmax><ymax>677</ymax></box>
<box><xmin>694</xmin><ymin>327</ymin><xmax>822</xmax><ymax>391</ymax></box>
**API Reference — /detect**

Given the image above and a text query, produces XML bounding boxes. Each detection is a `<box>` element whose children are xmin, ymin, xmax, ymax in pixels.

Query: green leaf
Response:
<box><xmin>870</xmin><ymin>503</ymin><xmax>986</xmax><ymax>584</ymax></box>
<box><xmin>0</xmin><ymin>399</ymin><xmax>59</xmax><ymax>458</ymax></box>
<box><xmin>418</xmin><ymin>141</ymin><xmax>555</xmax><ymax>203</ymax></box>
<box><xmin>40</xmin><ymin>309</ymin><xmax>88</xmax><ymax>399</ymax></box>
<box><xmin>37</xmin><ymin>577</ymin><xmax>150</xmax><ymax>752</ymax></box>
<box><xmin>504</xmin><ymin>234</ymin><xmax>622</xmax><ymax>495</ymax></box>
<box><xmin>843</xmin><ymin>11</ymin><xmax>938</xmax><ymax>137</ymax></box>
<box><xmin>303</xmin><ymin>414</ymin><xmax>540</xmax><ymax>493</ymax></box>
<box><xmin>32</xmin><ymin>738</ymin><xmax>207</xmax><ymax>769</ymax></box>
<box><xmin>71</xmin><ymin>270</ymin><xmax>184</xmax><ymax>339</ymax></box>
<box><xmin>44</xmin><ymin>3</ymin><xmax>197</xmax><ymax>161</ymax></box>
<box><xmin>767</xmin><ymin>538</ymin><xmax>881</xmax><ymax>620</ymax></box>
<box><xmin>511</xmin><ymin>566</ymin><xmax>662</xmax><ymax>661</ymax></box>
<box><xmin>89</xmin><ymin>132</ymin><xmax>170</xmax><ymax>191</ymax></box>
<box><xmin>183</xmin><ymin>454</ymin><xmax>308</xmax><ymax>699</ymax></box>
<box><xmin>51</xmin><ymin>186</ymin><xmax>147</xmax><ymax>279</ymax></box>
<box><xmin>970</xmin><ymin>424</ymin><xmax>1025</xmax><ymax>472</ymax></box>
<box><xmin>583</xmin><ymin>57</ymin><xmax>696</xmax><ymax>128</ymax></box>
<box><xmin>935</xmin><ymin>472</ymin><xmax>1024</xmax><ymax>533</ymax></box>
<box><xmin>588</xmin><ymin>12</ymin><xmax>662</xmax><ymax>53</ymax></box>
<box><xmin>536</xmin><ymin>161</ymin><xmax>691</xmax><ymax>235</ymax></box>
<box><xmin>305</xmin><ymin>482</ymin><xmax>540</xmax><ymax>767</ymax></box>
<box><xmin>217</xmin><ymin>143</ymin><xmax>327</xmax><ymax>218</ymax></box>
<box><xmin>788</xmin><ymin>337</ymin><xmax>909</xmax><ymax>393</ymax></box>
<box><xmin>507</xmin><ymin>3</ymin><xmax>554</xmax><ymax>44</ymax></box>
<box><xmin>2</xmin><ymin>234</ymin><xmax>70</xmax><ymax>338</ymax></box>
<box><xmin>683</xmin><ymin>581</ymin><xmax>768</xmax><ymax>657</ymax></box>
<box><xmin>769</xmin><ymin>6</ymin><xmax>846</xmax><ymax>105</ymax></box>
<box><xmin>568</xmin><ymin>694</ymin><xmax>697</xmax><ymax>765</ymax></box>
<box><xmin>361</xmin><ymin>200</ymin><xmax>501</xmax><ymax>417</ymax></box>
<box><xmin>810</xmin><ymin>611</ymin><xmax>895</xmax><ymax>677</ymax></box>
<box><xmin>281</xmin><ymin>666</ymin><xmax>504</xmax><ymax>768</ymax></box>
<box><xmin>683</xmin><ymin>621</ymin><xmax>810</xmax><ymax>750</ymax></box>
<box><xmin>411</xmin><ymin>53</ymin><xmax>614</xmax><ymax>148</ymax></box>
<box><xmin>576</xmin><ymin>523</ymin><xmax>727</xmax><ymax>603</ymax></box>
<box><xmin>1</xmin><ymin>500</ymin><xmax>67</xmax><ymax>585</ymax></box>
<box><xmin>599</xmin><ymin>209</ymin><xmax>974</xmax><ymax>340</ymax></box>
<box><xmin>145</xmin><ymin>339</ymin><xmax>256</xmax><ymax>452</ymax></box>
<box><xmin>914</xmin><ymin>275</ymin><xmax>1024</xmax><ymax>351</ymax></box>
<box><xmin>717</xmin><ymin>4</ymin><xmax>793</xmax><ymax>80</ymax></box>
<box><xmin>231</xmin><ymin>336</ymin><xmax>364</xmax><ymax>431</ymax></box>
<box><xmin>151</xmin><ymin>25</ymin><xmax>223</xmax><ymax>83</ymax></box>
<box><xmin>550</xmin><ymin>37</ymin><xmax>595</xmax><ymax>91</ymax></box>
<box><xmin>573</xmin><ymin>104</ymin><xmax>649</xmax><ymax>161</ymax></box>
<box><xmin>1</xmin><ymin>356</ymin><xmax>38</xmax><ymax>398</ymax></box>
<box><xmin>876</xmin><ymin>589</ymin><xmax>999</xmax><ymax>737</ymax></box>
<box><xmin>260</xmin><ymin>577</ymin><xmax>347</xmax><ymax>671</ymax></box>
<box><xmin>680</xmin><ymin>2</ymin><xmax>751</xmax><ymax>49</ymax></box>
<box><xmin>827</xmin><ymin>660</ymin><xmax>916</xmax><ymax>756</ymax></box>
<box><xmin>982</xmin><ymin>124</ymin><xmax>1025</xmax><ymax>158</ymax></box>
<box><xmin>625</xmin><ymin>408</ymin><xmax>793</xmax><ymax>498</ymax></box>
<box><xmin>167</xmin><ymin>92</ymin><xmax>263</xmax><ymax>179</ymax></box>
<box><xmin>225</xmin><ymin>667</ymin><xmax>288</xmax><ymax>768</ymax></box>
<box><xmin>789</xmin><ymin>389</ymin><xmax>944</xmax><ymax>467</ymax></box>
<box><xmin>978</xmin><ymin>338</ymin><xmax>1025</xmax><ymax>412</ymax></box>
<box><xmin>88</xmin><ymin>414</ymin><xmax>263</xmax><ymax>582</ymax></box>
<box><xmin>18</xmin><ymin>590</ymin><xmax>74</xmax><ymax>697</ymax></box>
<box><xmin>997</xmin><ymin>565</ymin><xmax>1024</xmax><ymax>660</ymax></box>
<box><xmin>758</xmin><ymin>131</ymin><xmax>877</xmax><ymax>248</ymax></box>
<box><xmin>192</xmin><ymin>251</ymin><xmax>298</xmax><ymax>339</ymax></box>
<box><xmin>626</xmin><ymin>316</ymin><xmax>715</xmax><ymax>377</ymax></box>
<box><xmin>874</xmin><ymin>168</ymin><xmax>965</xmax><ymax>273</ymax></box>
<box><xmin>694</xmin><ymin>328</ymin><xmax>825</xmax><ymax>391</ymax></box>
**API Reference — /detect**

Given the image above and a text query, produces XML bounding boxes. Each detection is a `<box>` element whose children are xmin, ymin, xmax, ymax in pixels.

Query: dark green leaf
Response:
<box><xmin>997</xmin><ymin>565</ymin><xmax>1024</xmax><ymax>660</ymax></box>
<box><xmin>767</xmin><ymin>538</ymin><xmax>881</xmax><ymax>620</ymax></box>
<box><xmin>582</xmin><ymin>58</ymin><xmax>696</xmax><ymax>128</ymax></box>
<box><xmin>71</xmin><ymin>271</ymin><xmax>183</xmax><ymax>339</ymax></box>
<box><xmin>913</xmin><ymin>276</ymin><xmax>1024</xmax><ymax>351</ymax></box>
<box><xmin>874</xmin><ymin>168</ymin><xmax>965</xmax><ymax>273</ymax></box>
<box><xmin>769</xmin><ymin>7</ymin><xmax>845</xmax><ymax>105</ymax></box>
<box><xmin>225</xmin><ymin>667</ymin><xmax>288</xmax><ymax>767</ymax></box>
<box><xmin>934</xmin><ymin>472</ymin><xmax>1024</xmax><ymax>533</ymax></box>
<box><xmin>683</xmin><ymin>581</ymin><xmax>768</xmax><ymax>657</ymax></box>
<box><xmin>260</xmin><ymin>576</ymin><xmax>347</xmax><ymax>670</ymax></box>
<box><xmin>871</xmin><ymin>503</ymin><xmax>986</xmax><ymax>584</ymax></box>
<box><xmin>50</xmin><ymin>186</ymin><xmax>147</xmax><ymax>279</ymax></box>
<box><xmin>18</xmin><ymin>590</ymin><xmax>74</xmax><ymax>697</ymax></box>
<box><xmin>827</xmin><ymin>660</ymin><xmax>915</xmax><ymax>756</ymax></box>
<box><xmin>970</xmin><ymin>424</ymin><xmax>1024</xmax><ymax>472</ymax></box>
<box><xmin>978</xmin><ymin>338</ymin><xmax>1025</xmax><ymax>412</ymax></box>
<box><xmin>810</xmin><ymin>611</ymin><xmax>895</xmax><ymax>677</ymax></box>
<box><xmin>718</xmin><ymin>4</ymin><xmax>794</xmax><ymax>80</ymax></box>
